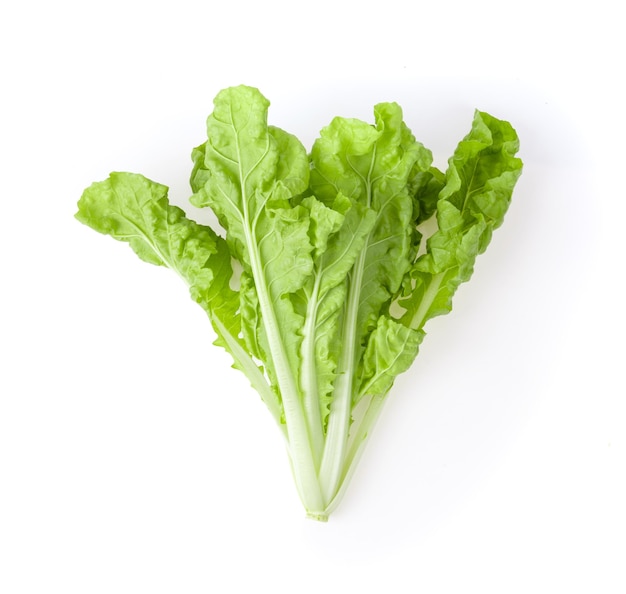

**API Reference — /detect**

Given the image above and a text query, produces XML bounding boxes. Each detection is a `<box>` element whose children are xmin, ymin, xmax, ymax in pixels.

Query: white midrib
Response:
<box><xmin>234</xmin><ymin>129</ymin><xmax>324</xmax><ymax>514</ymax></box>
<box><xmin>318</xmin><ymin>149</ymin><xmax>377</xmax><ymax>507</ymax></box>
<box><xmin>409</xmin><ymin>271</ymin><xmax>445</xmax><ymax>331</ymax></box>
<box><xmin>318</xmin><ymin>245</ymin><xmax>367</xmax><ymax>504</ymax></box>
<box><xmin>300</xmin><ymin>270</ymin><xmax>325</xmax><ymax>469</ymax></box>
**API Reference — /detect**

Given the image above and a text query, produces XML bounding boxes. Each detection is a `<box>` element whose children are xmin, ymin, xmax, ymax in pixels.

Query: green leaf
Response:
<box><xmin>358</xmin><ymin>316</ymin><xmax>424</xmax><ymax>400</ymax></box>
<box><xmin>410</xmin><ymin>165</ymin><xmax>445</xmax><ymax>226</ymax></box>
<box><xmin>190</xmin><ymin>85</ymin><xmax>325</xmax><ymax>512</ymax></box>
<box><xmin>296</xmin><ymin>194</ymin><xmax>377</xmax><ymax>430</ymax></box>
<box><xmin>400</xmin><ymin>110</ymin><xmax>523</xmax><ymax>330</ymax></box>
<box><xmin>190</xmin><ymin>85</ymin><xmax>309</xmax><ymax>264</ymax></box>
<box><xmin>190</xmin><ymin>86</ymin><xmax>316</xmax><ymax>386</ymax></box>
<box><xmin>310</xmin><ymin>102</ymin><xmax>433</xmax><ymax>349</ymax></box>
<box><xmin>75</xmin><ymin>172</ymin><xmax>282</xmax><ymax>424</ymax></box>
<box><xmin>76</xmin><ymin>172</ymin><xmax>220</xmax><ymax>295</ymax></box>
<box><xmin>311</xmin><ymin>102</ymin><xmax>434</xmax><ymax>502</ymax></box>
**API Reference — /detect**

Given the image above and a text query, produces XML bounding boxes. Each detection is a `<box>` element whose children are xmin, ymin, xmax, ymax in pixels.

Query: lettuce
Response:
<box><xmin>76</xmin><ymin>85</ymin><xmax>522</xmax><ymax>520</ymax></box>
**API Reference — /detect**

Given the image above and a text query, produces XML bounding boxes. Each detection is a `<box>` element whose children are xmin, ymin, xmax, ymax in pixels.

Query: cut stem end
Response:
<box><xmin>305</xmin><ymin>511</ymin><xmax>329</xmax><ymax>522</ymax></box>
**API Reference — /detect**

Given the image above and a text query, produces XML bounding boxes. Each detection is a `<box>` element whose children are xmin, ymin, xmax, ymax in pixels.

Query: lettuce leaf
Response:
<box><xmin>400</xmin><ymin>110</ymin><xmax>523</xmax><ymax>330</ymax></box>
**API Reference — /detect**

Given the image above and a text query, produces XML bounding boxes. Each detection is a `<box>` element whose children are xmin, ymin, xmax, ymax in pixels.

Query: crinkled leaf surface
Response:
<box><xmin>400</xmin><ymin>110</ymin><xmax>523</xmax><ymax>331</ymax></box>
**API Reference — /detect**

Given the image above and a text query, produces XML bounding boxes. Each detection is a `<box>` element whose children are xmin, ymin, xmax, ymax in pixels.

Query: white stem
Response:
<box><xmin>318</xmin><ymin>248</ymin><xmax>367</xmax><ymax>504</ymax></box>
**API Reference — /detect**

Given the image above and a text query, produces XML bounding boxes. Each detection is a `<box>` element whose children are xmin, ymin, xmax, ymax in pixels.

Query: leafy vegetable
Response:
<box><xmin>76</xmin><ymin>85</ymin><xmax>522</xmax><ymax>520</ymax></box>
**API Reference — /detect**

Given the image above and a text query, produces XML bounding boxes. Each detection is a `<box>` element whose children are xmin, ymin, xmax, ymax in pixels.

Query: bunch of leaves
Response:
<box><xmin>76</xmin><ymin>85</ymin><xmax>522</xmax><ymax>520</ymax></box>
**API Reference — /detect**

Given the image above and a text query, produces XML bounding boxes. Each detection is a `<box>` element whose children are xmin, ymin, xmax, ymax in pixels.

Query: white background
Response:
<box><xmin>1</xmin><ymin>1</ymin><xmax>624</xmax><ymax>592</ymax></box>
